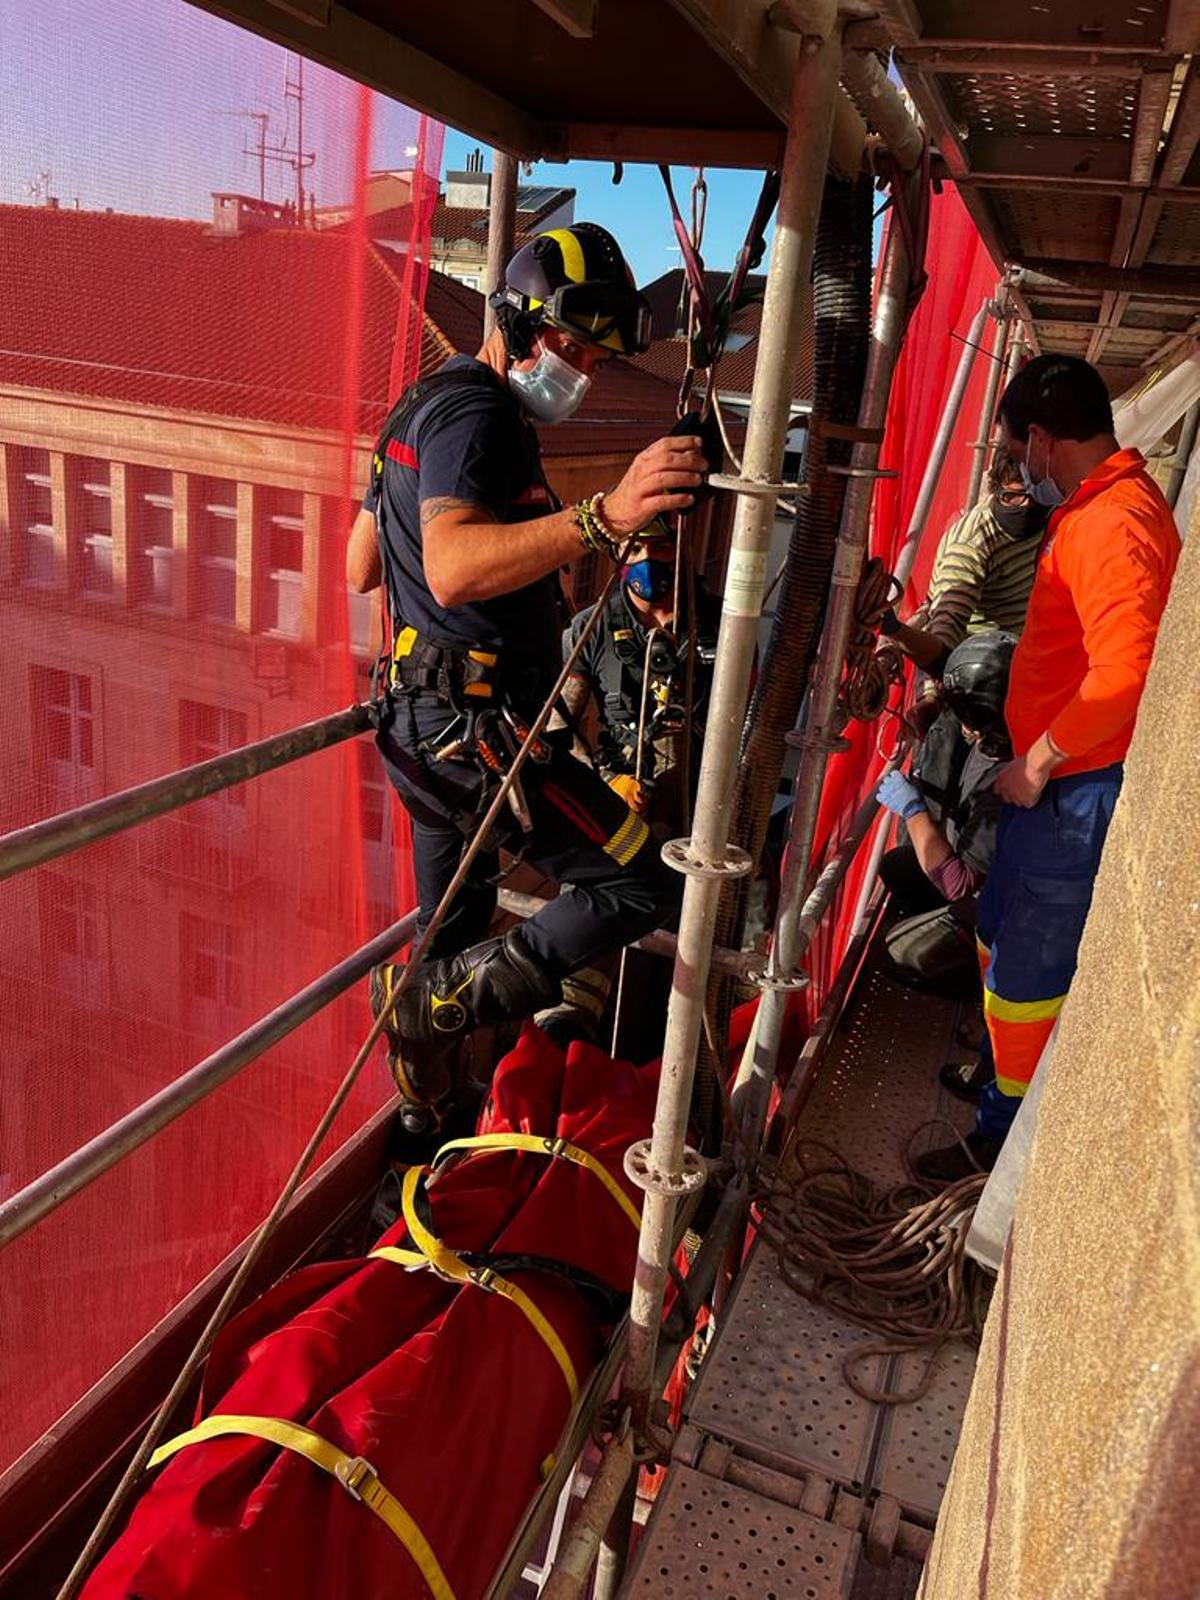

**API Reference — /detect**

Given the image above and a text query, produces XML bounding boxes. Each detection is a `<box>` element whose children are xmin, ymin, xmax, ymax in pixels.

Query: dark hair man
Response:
<box><xmin>917</xmin><ymin>354</ymin><xmax>1180</xmax><ymax>1182</ymax></box>
<box><xmin>345</xmin><ymin>224</ymin><xmax>707</xmax><ymax>1124</ymax></box>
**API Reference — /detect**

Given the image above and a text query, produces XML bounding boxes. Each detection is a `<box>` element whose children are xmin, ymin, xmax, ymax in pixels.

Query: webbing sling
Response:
<box><xmin>149</xmin><ymin>1414</ymin><xmax>456</xmax><ymax>1600</ymax></box>
<box><xmin>372</xmin><ymin>1166</ymin><xmax>581</xmax><ymax>1406</ymax></box>
<box><xmin>430</xmin><ymin>1133</ymin><xmax>642</xmax><ymax>1232</ymax></box>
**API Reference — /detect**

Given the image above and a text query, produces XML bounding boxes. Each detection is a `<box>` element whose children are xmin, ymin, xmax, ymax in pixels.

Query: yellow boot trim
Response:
<box><xmin>430</xmin><ymin>1132</ymin><xmax>642</xmax><ymax>1231</ymax></box>
<box><xmin>372</xmin><ymin>1167</ymin><xmax>580</xmax><ymax>1407</ymax></box>
<box><xmin>149</xmin><ymin>1413</ymin><xmax>456</xmax><ymax>1600</ymax></box>
<box><xmin>603</xmin><ymin>809</ymin><xmax>649</xmax><ymax>867</ymax></box>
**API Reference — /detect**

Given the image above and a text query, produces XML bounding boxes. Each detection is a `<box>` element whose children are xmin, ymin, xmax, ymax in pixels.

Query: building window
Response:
<box><xmin>13</xmin><ymin>446</ymin><xmax>56</xmax><ymax>587</ymax></box>
<box><xmin>180</xmin><ymin>911</ymin><xmax>241</xmax><ymax>1024</ymax></box>
<box><xmin>39</xmin><ymin>876</ymin><xmax>105</xmax><ymax>1007</ymax></box>
<box><xmin>129</xmin><ymin>467</ymin><xmax>174</xmax><ymax>610</ymax></box>
<box><xmin>181</xmin><ymin>699</ymin><xmax>248</xmax><ymax>800</ymax></box>
<box><xmin>195</xmin><ymin>476</ymin><xmax>238</xmax><ymax>623</ymax></box>
<box><xmin>75</xmin><ymin>458</ymin><xmax>114</xmax><ymax>597</ymax></box>
<box><xmin>33</xmin><ymin>665</ymin><xmax>96</xmax><ymax>806</ymax></box>
<box><xmin>261</xmin><ymin>488</ymin><xmax>304</xmax><ymax>638</ymax></box>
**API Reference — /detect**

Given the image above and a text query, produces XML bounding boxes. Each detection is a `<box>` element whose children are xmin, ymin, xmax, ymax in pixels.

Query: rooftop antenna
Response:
<box><xmin>272</xmin><ymin>54</ymin><xmax>316</xmax><ymax>222</ymax></box>
<box><xmin>222</xmin><ymin>111</ymin><xmax>272</xmax><ymax>200</ymax></box>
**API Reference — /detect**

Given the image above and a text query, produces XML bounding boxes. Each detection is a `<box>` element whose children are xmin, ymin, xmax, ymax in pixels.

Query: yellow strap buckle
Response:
<box><xmin>336</xmin><ymin>1454</ymin><xmax>378</xmax><ymax>1502</ymax></box>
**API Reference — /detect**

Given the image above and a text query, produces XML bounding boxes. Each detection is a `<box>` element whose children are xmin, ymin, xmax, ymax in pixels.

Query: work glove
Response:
<box><xmin>607</xmin><ymin>772</ymin><xmax>649</xmax><ymax>814</ymax></box>
<box><xmin>877</xmin><ymin>769</ymin><xmax>926</xmax><ymax>821</ymax></box>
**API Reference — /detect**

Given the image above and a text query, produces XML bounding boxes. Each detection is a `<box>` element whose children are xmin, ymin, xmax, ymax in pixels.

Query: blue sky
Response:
<box><xmin>439</xmin><ymin>128</ymin><xmax>776</xmax><ymax>289</ymax></box>
<box><xmin>0</xmin><ymin>0</ymin><xmax>778</xmax><ymax>292</ymax></box>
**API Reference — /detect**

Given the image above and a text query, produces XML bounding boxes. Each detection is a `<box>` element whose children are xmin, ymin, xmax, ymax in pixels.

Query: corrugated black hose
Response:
<box><xmin>693</xmin><ymin>171</ymin><xmax>874</xmax><ymax>1150</ymax></box>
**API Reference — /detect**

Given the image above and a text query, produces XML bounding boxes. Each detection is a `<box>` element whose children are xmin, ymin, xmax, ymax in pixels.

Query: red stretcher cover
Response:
<box><xmin>82</xmin><ymin>1026</ymin><xmax>656</xmax><ymax>1600</ymax></box>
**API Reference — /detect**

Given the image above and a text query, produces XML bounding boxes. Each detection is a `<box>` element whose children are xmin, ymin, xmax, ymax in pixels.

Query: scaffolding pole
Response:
<box><xmin>730</xmin><ymin>201</ymin><xmax>914</xmax><ymax>1145</ymax></box>
<box><xmin>617</xmin><ymin>12</ymin><xmax>845</xmax><ymax>1452</ymax></box>
<box><xmin>0</xmin><ymin>909</ymin><xmax>419</xmax><ymax>1251</ymax></box>
<box><xmin>966</xmin><ymin>297</ymin><xmax>1010</xmax><ymax>507</ymax></box>
<box><xmin>892</xmin><ymin>294</ymin><xmax>993</xmax><ymax>595</ymax></box>
<box><xmin>0</xmin><ymin>702</ymin><xmax>375</xmax><ymax>882</ymax></box>
<box><xmin>483</xmin><ymin>150</ymin><xmax>518</xmax><ymax>342</ymax></box>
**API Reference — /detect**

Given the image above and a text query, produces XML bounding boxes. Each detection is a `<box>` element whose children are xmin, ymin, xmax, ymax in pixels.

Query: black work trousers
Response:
<box><xmin>376</xmin><ymin>694</ymin><xmax>682</xmax><ymax>976</ymax></box>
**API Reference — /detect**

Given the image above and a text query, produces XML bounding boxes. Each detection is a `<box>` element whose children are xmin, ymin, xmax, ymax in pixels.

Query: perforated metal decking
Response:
<box><xmin>624</xmin><ymin>966</ymin><xmax>980</xmax><ymax>1598</ymax></box>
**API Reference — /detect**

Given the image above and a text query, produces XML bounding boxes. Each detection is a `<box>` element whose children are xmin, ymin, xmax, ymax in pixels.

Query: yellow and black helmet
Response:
<box><xmin>490</xmin><ymin>222</ymin><xmax>653</xmax><ymax>360</ymax></box>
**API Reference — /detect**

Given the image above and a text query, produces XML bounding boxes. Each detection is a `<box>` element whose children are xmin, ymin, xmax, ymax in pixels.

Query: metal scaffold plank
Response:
<box><xmin>874</xmin><ymin>1342</ymin><xmax>977</xmax><ymax>1524</ymax></box>
<box><xmin>686</xmin><ymin>1241</ymin><xmax>885</xmax><ymax>1488</ymax></box>
<box><xmin>624</xmin><ymin>1464</ymin><xmax>859</xmax><ymax>1599</ymax></box>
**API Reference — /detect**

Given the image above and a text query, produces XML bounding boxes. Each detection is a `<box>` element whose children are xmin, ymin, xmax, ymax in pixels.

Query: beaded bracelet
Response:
<box><xmin>573</xmin><ymin>493</ymin><xmax>622</xmax><ymax>563</ymax></box>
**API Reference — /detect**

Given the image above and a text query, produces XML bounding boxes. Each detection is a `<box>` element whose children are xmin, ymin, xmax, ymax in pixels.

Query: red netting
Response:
<box><xmin>0</xmin><ymin>0</ymin><xmax>442</xmax><ymax>1473</ymax></box>
<box><xmin>805</xmin><ymin>186</ymin><xmax>999</xmax><ymax>1009</ymax></box>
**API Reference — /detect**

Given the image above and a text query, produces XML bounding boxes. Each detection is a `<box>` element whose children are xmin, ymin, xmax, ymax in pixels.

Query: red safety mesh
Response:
<box><xmin>0</xmin><ymin>0</ymin><xmax>442</xmax><ymax>1473</ymax></box>
<box><xmin>804</xmin><ymin>187</ymin><xmax>999</xmax><ymax>1008</ymax></box>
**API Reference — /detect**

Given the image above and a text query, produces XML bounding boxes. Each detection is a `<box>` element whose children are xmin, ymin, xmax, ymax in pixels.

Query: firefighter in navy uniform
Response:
<box><xmin>562</xmin><ymin>528</ymin><xmax>717</xmax><ymax>829</ymax></box>
<box><xmin>346</xmin><ymin>223</ymin><xmax>708</xmax><ymax>1122</ymax></box>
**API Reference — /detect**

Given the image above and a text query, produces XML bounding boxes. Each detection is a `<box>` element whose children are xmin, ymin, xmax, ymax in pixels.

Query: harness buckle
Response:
<box><xmin>543</xmin><ymin>1136</ymin><xmax>571</xmax><ymax>1160</ymax></box>
<box><xmin>469</xmin><ymin>1266</ymin><xmax>498</xmax><ymax>1292</ymax></box>
<box><xmin>335</xmin><ymin>1454</ymin><xmax>379</xmax><ymax>1502</ymax></box>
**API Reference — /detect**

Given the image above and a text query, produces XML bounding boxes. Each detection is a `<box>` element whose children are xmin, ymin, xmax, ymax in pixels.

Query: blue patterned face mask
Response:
<box><xmin>623</xmin><ymin>557</ymin><xmax>675</xmax><ymax>603</ymax></box>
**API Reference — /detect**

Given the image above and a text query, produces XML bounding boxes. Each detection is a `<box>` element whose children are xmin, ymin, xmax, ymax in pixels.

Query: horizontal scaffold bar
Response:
<box><xmin>0</xmin><ymin>907</ymin><xmax>418</xmax><ymax>1252</ymax></box>
<box><xmin>0</xmin><ymin>702</ymin><xmax>377</xmax><ymax>883</ymax></box>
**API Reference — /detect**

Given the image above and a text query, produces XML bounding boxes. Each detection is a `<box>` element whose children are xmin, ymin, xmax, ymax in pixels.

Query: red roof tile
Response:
<box><xmin>633</xmin><ymin>293</ymin><xmax>814</xmax><ymax>404</ymax></box>
<box><xmin>0</xmin><ymin>203</ymin><xmax>680</xmax><ymax>458</ymax></box>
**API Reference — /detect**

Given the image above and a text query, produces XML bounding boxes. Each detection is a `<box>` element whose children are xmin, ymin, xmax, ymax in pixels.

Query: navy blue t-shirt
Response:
<box><xmin>365</xmin><ymin>355</ymin><xmax>563</xmax><ymax>696</ymax></box>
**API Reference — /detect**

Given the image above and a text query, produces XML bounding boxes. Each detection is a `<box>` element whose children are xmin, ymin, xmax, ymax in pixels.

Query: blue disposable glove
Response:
<box><xmin>877</xmin><ymin>769</ymin><xmax>926</xmax><ymax>821</ymax></box>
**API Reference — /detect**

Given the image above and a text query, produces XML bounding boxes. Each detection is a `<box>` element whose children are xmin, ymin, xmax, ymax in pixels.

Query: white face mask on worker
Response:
<box><xmin>508</xmin><ymin>345</ymin><xmax>591</xmax><ymax>424</ymax></box>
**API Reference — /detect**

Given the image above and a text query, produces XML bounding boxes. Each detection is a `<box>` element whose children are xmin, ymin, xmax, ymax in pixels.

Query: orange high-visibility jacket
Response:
<box><xmin>1006</xmin><ymin>447</ymin><xmax>1180</xmax><ymax>778</ymax></box>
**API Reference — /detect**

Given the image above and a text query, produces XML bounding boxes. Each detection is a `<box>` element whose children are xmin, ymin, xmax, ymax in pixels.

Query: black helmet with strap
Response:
<box><xmin>941</xmin><ymin>630</ymin><xmax>1017</xmax><ymax>736</ymax></box>
<box><xmin>489</xmin><ymin>222</ymin><xmax>653</xmax><ymax>359</ymax></box>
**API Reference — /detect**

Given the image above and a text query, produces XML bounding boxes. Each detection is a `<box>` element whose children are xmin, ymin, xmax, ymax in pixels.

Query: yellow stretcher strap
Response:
<box><xmin>374</xmin><ymin>1167</ymin><xmax>580</xmax><ymax>1406</ymax></box>
<box><xmin>148</xmin><ymin>1413</ymin><xmax>456</xmax><ymax>1600</ymax></box>
<box><xmin>430</xmin><ymin>1133</ymin><xmax>642</xmax><ymax>1232</ymax></box>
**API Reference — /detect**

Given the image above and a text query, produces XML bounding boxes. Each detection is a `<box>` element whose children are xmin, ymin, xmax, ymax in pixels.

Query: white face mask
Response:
<box><xmin>1020</xmin><ymin>430</ymin><xmax>1064</xmax><ymax>509</ymax></box>
<box><xmin>508</xmin><ymin>344</ymin><xmax>591</xmax><ymax>424</ymax></box>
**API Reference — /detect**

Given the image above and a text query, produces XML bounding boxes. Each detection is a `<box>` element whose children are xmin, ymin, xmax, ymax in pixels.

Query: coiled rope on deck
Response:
<box><xmin>753</xmin><ymin>1129</ymin><xmax>991</xmax><ymax>1405</ymax></box>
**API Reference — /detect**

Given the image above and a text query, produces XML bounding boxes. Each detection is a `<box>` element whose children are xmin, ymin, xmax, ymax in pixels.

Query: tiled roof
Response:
<box><xmin>430</xmin><ymin>196</ymin><xmax>560</xmax><ymax>251</ymax></box>
<box><xmin>0</xmin><ymin>203</ymin><xmax>681</xmax><ymax>458</ymax></box>
<box><xmin>633</xmin><ymin>292</ymin><xmax>815</xmax><ymax>404</ymax></box>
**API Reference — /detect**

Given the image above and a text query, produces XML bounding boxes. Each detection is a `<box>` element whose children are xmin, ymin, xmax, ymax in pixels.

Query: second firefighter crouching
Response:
<box><xmin>561</xmin><ymin>528</ymin><xmax>717</xmax><ymax>834</ymax></box>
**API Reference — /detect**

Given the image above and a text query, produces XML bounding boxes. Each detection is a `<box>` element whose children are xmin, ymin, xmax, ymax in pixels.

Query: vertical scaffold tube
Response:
<box><xmin>892</xmin><ymin>294</ymin><xmax>991</xmax><ymax>595</ymax></box>
<box><xmin>966</xmin><ymin>301</ymin><xmax>1008</xmax><ymax>508</ymax></box>
<box><xmin>732</xmin><ymin>210</ymin><xmax>914</xmax><ymax>1146</ymax></box>
<box><xmin>483</xmin><ymin>149</ymin><xmax>518</xmax><ymax>342</ymax></box>
<box><xmin>620</xmin><ymin>24</ymin><xmax>846</xmax><ymax>1419</ymax></box>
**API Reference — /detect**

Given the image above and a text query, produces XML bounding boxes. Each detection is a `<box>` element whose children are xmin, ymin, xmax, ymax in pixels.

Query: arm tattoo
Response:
<box><xmin>419</xmin><ymin>496</ymin><xmax>497</xmax><ymax>529</ymax></box>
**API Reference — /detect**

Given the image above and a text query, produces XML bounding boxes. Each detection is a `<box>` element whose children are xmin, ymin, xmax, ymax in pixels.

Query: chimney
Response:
<box><xmin>445</xmin><ymin>147</ymin><xmax>492</xmax><ymax>209</ymax></box>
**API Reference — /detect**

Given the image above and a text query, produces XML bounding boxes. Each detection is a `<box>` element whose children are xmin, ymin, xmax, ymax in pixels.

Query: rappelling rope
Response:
<box><xmin>610</xmin><ymin>622</ymin><xmax>670</xmax><ymax>1057</ymax></box>
<box><xmin>753</xmin><ymin>1129</ymin><xmax>990</xmax><ymax>1405</ymax></box>
<box><xmin>838</xmin><ymin>556</ymin><xmax>905</xmax><ymax>725</ymax></box>
<box><xmin>57</xmin><ymin>540</ymin><xmax>642</xmax><ymax>1600</ymax></box>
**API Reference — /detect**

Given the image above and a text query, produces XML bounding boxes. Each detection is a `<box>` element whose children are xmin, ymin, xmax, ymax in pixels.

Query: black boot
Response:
<box><xmin>914</xmin><ymin>1131</ymin><xmax>1004</xmax><ymax>1184</ymax></box>
<box><xmin>938</xmin><ymin>1057</ymin><xmax>993</xmax><ymax>1104</ymax></box>
<box><xmin>369</xmin><ymin>963</ymin><xmax>459</xmax><ymax>1127</ymax></box>
<box><xmin>374</xmin><ymin>928</ymin><xmax>561</xmax><ymax>1051</ymax></box>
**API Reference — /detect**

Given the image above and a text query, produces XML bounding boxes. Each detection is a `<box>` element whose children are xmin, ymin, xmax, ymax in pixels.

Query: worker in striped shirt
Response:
<box><xmin>881</xmin><ymin>457</ymin><xmax>1049</xmax><ymax>731</ymax></box>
